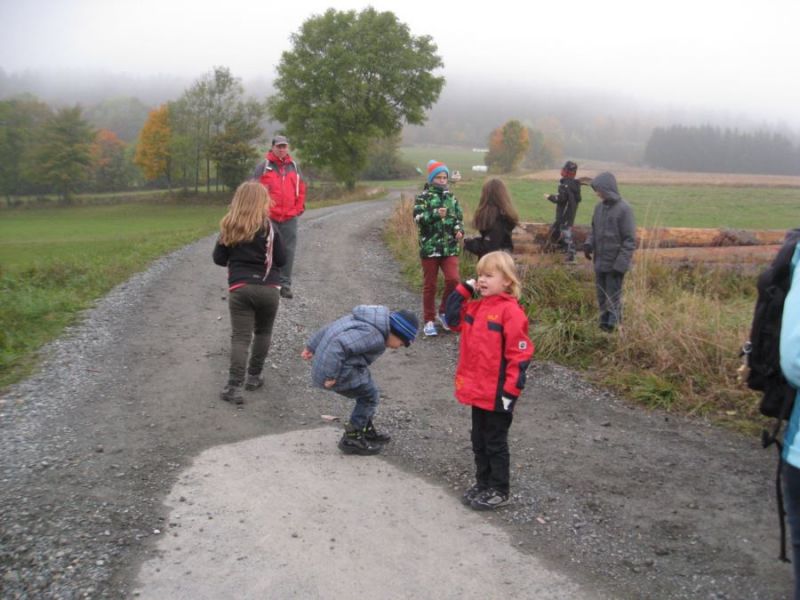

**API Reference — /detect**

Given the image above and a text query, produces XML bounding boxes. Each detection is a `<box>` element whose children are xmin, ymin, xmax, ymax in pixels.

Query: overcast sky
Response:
<box><xmin>1</xmin><ymin>0</ymin><xmax>798</xmax><ymax>126</ymax></box>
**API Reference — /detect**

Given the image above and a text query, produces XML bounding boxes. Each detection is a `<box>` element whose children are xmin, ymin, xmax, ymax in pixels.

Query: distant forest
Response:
<box><xmin>2</xmin><ymin>68</ymin><xmax>799</xmax><ymax>181</ymax></box>
<box><xmin>644</xmin><ymin>125</ymin><xmax>800</xmax><ymax>175</ymax></box>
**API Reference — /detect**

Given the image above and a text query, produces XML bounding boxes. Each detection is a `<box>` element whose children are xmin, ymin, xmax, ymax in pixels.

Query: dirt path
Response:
<box><xmin>0</xmin><ymin>194</ymin><xmax>792</xmax><ymax>599</ymax></box>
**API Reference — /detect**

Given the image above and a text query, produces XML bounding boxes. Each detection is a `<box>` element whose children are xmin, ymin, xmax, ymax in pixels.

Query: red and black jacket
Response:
<box><xmin>252</xmin><ymin>151</ymin><xmax>307</xmax><ymax>222</ymax></box>
<box><xmin>445</xmin><ymin>283</ymin><xmax>534</xmax><ymax>412</ymax></box>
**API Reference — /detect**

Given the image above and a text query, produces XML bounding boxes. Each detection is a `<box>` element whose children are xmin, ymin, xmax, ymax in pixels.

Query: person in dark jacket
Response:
<box><xmin>544</xmin><ymin>160</ymin><xmax>582</xmax><ymax>262</ymax></box>
<box><xmin>445</xmin><ymin>251</ymin><xmax>534</xmax><ymax>510</ymax></box>
<box><xmin>464</xmin><ymin>178</ymin><xmax>520</xmax><ymax>259</ymax></box>
<box><xmin>252</xmin><ymin>135</ymin><xmax>306</xmax><ymax>300</ymax></box>
<box><xmin>582</xmin><ymin>172</ymin><xmax>636</xmax><ymax>331</ymax></box>
<box><xmin>301</xmin><ymin>306</ymin><xmax>418</xmax><ymax>455</ymax></box>
<box><xmin>213</xmin><ymin>181</ymin><xmax>287</xmax><ymax>405</ymax></box>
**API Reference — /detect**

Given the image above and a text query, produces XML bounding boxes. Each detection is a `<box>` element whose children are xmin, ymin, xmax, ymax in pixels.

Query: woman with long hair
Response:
<box><xmin>464</xmin><ymin>178</ymin><xmax>520</xmax><ymax>259</ymax></box>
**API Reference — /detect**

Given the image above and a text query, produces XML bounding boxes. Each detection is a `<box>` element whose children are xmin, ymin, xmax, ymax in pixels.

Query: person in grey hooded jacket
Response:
<box><xmin>583</xmin><ymin>172</ymin><xmax>636</xmax><ymax>331</ymax></box>
<box><xmin>302</xmin><ymin>305</ymin><xmax>418</xmax><ymax>455</ymax></box>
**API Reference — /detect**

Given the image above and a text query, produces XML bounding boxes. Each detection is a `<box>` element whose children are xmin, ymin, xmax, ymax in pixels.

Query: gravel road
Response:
<box><xmin>0</xmin><ymin>193</ymin><xmax>792</xmax><ymax>599</ymax></box>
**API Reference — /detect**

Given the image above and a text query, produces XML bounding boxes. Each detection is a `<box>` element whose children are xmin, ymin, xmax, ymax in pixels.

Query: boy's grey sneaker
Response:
<box><xmin>437</xmin><ymin>313</ymin><xmax>450</xmax><ymax>331</ymax></box>
<box><xmin>220</xmin><ymin>384</ymin><xmax>244</xmax><ymax>405</ymax></box>
<box><xmin>244</xmin><ymin>373</ymin><xmax>264</xmax><ymax>391</ymax></box>
<box><xmin>363</xmin><ymin>419</ymin><xmax>391</xmax><ymax>444</ymax></box>
<box><xmin>338</xmin><ymin>424</ymin><xmax>382</xmax><ymax>455</ymax></box>
<box><xmin>470</xmin><ymin>488</ymin><xmax>510</xmax><ymax>511</ymax></box>
<box><xmin>461</xmin><ymin>483</ymin><xmax>487</xmax><ymax>506</ymax></box>
<box><xmin>280</xmin><ymin>286</ymin><xmax>293</xmax><ymax>299</ymax></box>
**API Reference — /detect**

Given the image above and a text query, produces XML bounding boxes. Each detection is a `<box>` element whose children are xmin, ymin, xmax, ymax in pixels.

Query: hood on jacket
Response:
<box><xmin>591</xmin><ymin>172</ymin><xmax>621</xmax><ymax>202</ymax></box>
<box><xmin>351</xmin><ymin>305</ymin><xmax>390</xmax><ymax>338</ymax></box>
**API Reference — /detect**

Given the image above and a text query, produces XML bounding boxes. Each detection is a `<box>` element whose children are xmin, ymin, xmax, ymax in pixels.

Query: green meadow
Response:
<box><xmin>450</xmin><ymin>179</ymin><xmax>800</xmax><ymax>230</ymax></box>
<box><xmin>0</xmin><ymin>202</ymin><xmax>226</xmax><ymax>387</ymax></box>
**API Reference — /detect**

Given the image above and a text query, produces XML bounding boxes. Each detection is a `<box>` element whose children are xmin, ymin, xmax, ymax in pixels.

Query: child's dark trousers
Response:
<box><xmin>471</xmin><ymin>407</ymin><xmax>513</xmax><ymax>495</ymax></box>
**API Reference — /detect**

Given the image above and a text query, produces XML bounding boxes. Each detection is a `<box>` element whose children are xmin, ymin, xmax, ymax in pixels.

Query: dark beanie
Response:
<box><xmin>389</xmin><ymin>310</ymin><xmax>419</xmax><ymax>347</ymax></box>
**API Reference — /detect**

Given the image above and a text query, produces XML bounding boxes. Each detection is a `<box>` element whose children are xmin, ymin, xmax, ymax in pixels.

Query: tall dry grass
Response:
<box><xmin>385</xmin><ymin>198</ymin><xmax>763</xmax><ymax>433</ymax></box>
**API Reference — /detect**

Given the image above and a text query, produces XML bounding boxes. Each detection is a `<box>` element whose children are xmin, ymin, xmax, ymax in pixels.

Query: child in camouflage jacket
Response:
<box><xmin>413</xmin><ymin>160</ymin><xmax>464</xmax><ymax>337</ymax></box>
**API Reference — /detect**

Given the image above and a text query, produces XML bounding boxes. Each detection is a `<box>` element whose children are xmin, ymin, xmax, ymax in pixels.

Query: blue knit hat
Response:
<box><xmin>389</xmin><ymin>309</ymin><xmax>419</xmax><ymax>347</ymax></box>
<box><xmin>427</xmin><ymin>160</ymin><xmax>449</xmax><ymax>184</ymax></box>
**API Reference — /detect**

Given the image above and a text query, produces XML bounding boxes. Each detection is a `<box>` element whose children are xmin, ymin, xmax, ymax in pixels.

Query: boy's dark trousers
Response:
<box><xmin>595</xmin><ymin>270</ymin><xmax>625</xmax><ymax>329</ymax></box>
<box><xmin>471</xmin><ymin>407</ymin><xmax>513</xmax><ymax>495</ymax></box>
<box><xmin>337</xmin><ymin>380</ymin><xmax>380</xmax><ymax>429</ymax></box>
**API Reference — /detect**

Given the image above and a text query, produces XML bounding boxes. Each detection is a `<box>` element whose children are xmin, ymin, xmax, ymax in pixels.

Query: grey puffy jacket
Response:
<box><xmin>305</xmin><ymin>305</ymin><xmax>389</xmax><ymax>391</ymax></box>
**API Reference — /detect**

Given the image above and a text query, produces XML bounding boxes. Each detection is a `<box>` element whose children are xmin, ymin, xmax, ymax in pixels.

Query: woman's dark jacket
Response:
<box><xmin>213</xmin><ymin>222</ymin><xmax>287</xmax><ymax>288</ymax></box>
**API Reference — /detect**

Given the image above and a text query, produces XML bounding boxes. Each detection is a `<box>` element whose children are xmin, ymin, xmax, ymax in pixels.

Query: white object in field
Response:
<box><xmin>471</xmin><ymin>165</ymin><xmax>488</xmax><ymax>173</ymax></box>
<box><xmin>451</xmin><ymin>170</ymin><xmax>462</xmax><ymax>182</ymax></box>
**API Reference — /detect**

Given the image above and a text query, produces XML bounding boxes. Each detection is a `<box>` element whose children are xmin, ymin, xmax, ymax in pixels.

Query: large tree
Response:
<box><xmin>34</xmin><ymin>106</ymin><xmax>94</xmax><ymax>202</ymax></box>
<box><xmin>209</xmin><ymin>99</ymin><xmax>265</xmax><ymax>190</ymax></box>
<box><xmin>269</xmin><ymin>8</ymin><xmax>444</xmax><ymax>189</ymax></box>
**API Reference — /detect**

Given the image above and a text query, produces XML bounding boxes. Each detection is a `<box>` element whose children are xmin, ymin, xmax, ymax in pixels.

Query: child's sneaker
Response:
<box><xmin>423</xmin><ymin>321</ymin><xmax>438</xmax><ymax>337</ymax></box>
<box><xmin>460</xmin><ymin>483</ymin><xmax>487</xmax><ymax>506</ymax></box>
<box><xmin>220</xmin><ymin>383</ymin><xmax>244</xmax><ymax>405</ymax></box>
<box><xmin>470</xmin><ymin>488</ymin><xmax>510</xmax><ymax>511</ymax></box>
<box><xmin>364</xmin><ymin>420</ymin><xmax>391</xmax><ymax>444</ymax></box>
<box><xmin>338</xmin><ymin>423</ymin><xmax>382</xmax><ymax>455</ymax></box>
<box><xmin>244</xmin><ymin>373</ymin><xmax>264</xmax><ymax>391</ymax></box>
<box><xmin>437</xmin><ymin>313</ymin><xmax>450</xmax><ymax>331</ymax></box>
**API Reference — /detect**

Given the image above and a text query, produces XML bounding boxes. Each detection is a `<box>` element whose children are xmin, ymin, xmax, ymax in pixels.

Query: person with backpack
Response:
<box><xmin>253</xmin><ymin>135</ymin><xmax>306</xmax><ymax>300</ymax></box>
<box><xmin>778</xmin><ymin>232</ymin><xmax>800</xmax><ymax>596</ymax></box>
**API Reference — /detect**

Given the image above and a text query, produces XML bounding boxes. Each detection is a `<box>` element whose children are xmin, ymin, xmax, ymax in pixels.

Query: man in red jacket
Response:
<box><xmin>253</xmin><ymin>135</ymin><xmax>307</xmax><ymax>299</ymax></box>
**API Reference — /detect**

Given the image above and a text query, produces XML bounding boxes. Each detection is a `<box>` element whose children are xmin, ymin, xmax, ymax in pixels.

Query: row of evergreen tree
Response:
<box><xmin>644</xmin><ymin>125</ymin><xmax>800</xmax><ymax>175</ymax></box>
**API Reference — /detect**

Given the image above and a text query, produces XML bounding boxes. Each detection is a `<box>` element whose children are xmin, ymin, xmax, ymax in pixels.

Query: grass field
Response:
<box><xmin>0</xmin><ymin>201</ymin><xmax>227</xmax><ymax>387</ymax></box>
<box><xmin>450</xmin><ymin>179</ymin><xmax>800</xmax><ymax>230</ymax></box>
<box><xmin>399</xmin><ymin>147</ymin><xmax>800</xmax><ymax>229</ymax></box>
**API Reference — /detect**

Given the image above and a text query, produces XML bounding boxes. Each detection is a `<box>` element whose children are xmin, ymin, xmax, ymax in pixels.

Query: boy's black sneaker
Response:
<box><xmin>460</xmin><ymin>483</ymin><xmax>487</xmax><ymax>506</ymax></box>
<box><xmin>338</xmin><ymin>425</ymin><xmax>381</xmax><ymax>455</ymax></box>
<box><xmin>280</xmin><ymin>286</ymin><xmax>293</xmax><ymax>299</ymax></box>
<box><xmin>363</xmin><ymin>420</ymin><xmax>391</xmax><ymax>444</ymax></box>
<box><xmin>470</xmin><ymin>488</ymin><xmax>510</xmax><ymax>511</ymax></box>
<box><xmin>244</xmin><ymin>373</ymin><xmax>264</xmax><ymax>391</ymax></box>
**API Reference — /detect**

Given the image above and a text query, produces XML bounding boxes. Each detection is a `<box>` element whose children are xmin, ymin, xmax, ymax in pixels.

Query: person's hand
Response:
<box><xmin>455</xmin><ymin>230</ymin><xmax>464</xmax><ymax>240</ymax></box>
<box><xmin>583</xmin><ymin>246</ymin><xmax>592</xmax><ymax>260</ymax></box>
<box><xmin>543</xmin><ymin>193</ymin><xmax>549</xmax><ymax>200</ymax></box>
<box><xmin>301</xmin><ymin>349</ymin><xmax>313</xmax><ymax>360</ymax></box>
<box><xmin>324</xmin><ymin>378</ymin><xmax>336</xmax><ymax>389</ymax></box>
<box><xmin>437</xmin><ymin>207</ymin><xmax>447</xmax><ymax>218</ymax></box>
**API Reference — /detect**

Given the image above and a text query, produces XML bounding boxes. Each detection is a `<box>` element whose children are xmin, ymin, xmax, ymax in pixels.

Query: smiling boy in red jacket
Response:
<box><xmin>445</xmin><ymin>251</ymin><xmax>534</xmax><ymax>510</ymax></box>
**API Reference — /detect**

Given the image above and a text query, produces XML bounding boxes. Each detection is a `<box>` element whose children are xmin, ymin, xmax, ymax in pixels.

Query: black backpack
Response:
<box><xmin>743</xmin><ymin>229</ymin><xmax>800</xmax><ymax>562</ymax></box>
<box><xmin>746</xmin><ymin>230</ymin><xmax>800</xmax><ymax>424</ymax></box>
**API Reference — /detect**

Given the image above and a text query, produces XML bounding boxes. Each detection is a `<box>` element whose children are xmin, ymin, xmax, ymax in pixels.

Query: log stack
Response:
<box><xmin>511</xmin><ymin>223</ymin><xmax>788</xmax><ymax>266</ymax></box>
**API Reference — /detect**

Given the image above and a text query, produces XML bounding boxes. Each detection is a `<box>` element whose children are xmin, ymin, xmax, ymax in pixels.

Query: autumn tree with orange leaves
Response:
<box><xmin>91</xmin><ymin>129</ymin><xmax>131</xmax><ymax>191</ymax></box>
<box><xmin>484</xmin><ymin>119</ymin><xmax>530</xmax><ymax>173</ymax></box>
<box><xmin>135</xmin><ymin>104</ymin><xmax>171</xmax><ymax>186</ymax></box>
